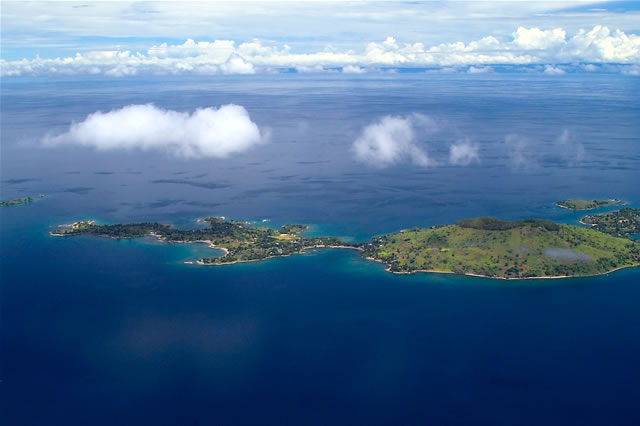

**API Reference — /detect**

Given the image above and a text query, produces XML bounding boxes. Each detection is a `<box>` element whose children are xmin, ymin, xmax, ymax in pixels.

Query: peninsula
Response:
<box><xmin>580</xmin><ymin>208</ymin><xmax>640</xmax><ymax>238</ymax></box>
<box><xmin>51</xmin><ymin>215</ymin><xmax>640</xmax><ymax>280</ymax></box>
<box><xmin>555</xmin><ymin>199</ymin><xmax>624</xmax><ymax>210</ymax></box>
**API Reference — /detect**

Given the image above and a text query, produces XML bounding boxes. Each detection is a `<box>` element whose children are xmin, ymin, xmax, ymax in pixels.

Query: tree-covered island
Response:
<box><xmin>51</xmin><ymin>215</ymin><xmax>640</xmax><ymax>279</ymax></box>
<box><xmin>555</xmin><ymin>199</ymin><xmax>624</xmax><ymax>210</ymax></box>
<box><xmin>50</xmin><ymin>217</ymin><xmax>350</xmax><ymax>265</ymax></box>
<box><xmin>580</xmin><ymin>208</ymin><xmax>640</xmax><ymax>238</ymax></box>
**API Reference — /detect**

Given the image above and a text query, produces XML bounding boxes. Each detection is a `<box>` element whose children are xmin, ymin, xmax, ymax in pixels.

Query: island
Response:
<box><xmin>50</xmin><ymin>217</ymin><xmax>351</xmax><ymax>265</ymax></box>
<box><xmin>50</xmin><ymin>215</ymin><xmax>640</xmax><ymax>280</ymax></box>
<box><xmin>360</xmin><ymin>217</ymin><xmax>639</xmax><ymax>278</ymax></box>
<box><xmin>580</xmin><ymin>208</ymin><xmax>640</xmax><ymax>238</ymax></box>
<box><xmin>555</xmin><ymin>199</ymin><xmax>624</xmax><ymax>210</ymax></box>
<box><xmin>1</xmin><ymin>197</ymin><xmax>34</xmax><ymax>207</ymax></box>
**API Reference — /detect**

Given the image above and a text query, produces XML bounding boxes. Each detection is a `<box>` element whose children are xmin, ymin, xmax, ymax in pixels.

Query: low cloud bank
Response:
<box><xmin>44</xmin><ymin>104</ymin><xmax>269</xmax><ymax>158</ymax></box>
<box><xmin>3</xmin><ymin>25</ymin><xmax>639</xmax><ymax>77</ymax></box>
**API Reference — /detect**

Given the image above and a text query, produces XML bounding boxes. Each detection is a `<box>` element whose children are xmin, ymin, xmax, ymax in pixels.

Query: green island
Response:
<box><xmin>555</xmin><ymin>199</ymin><xmax>624</xmax><ymax>210</ymax></box>
<box><xmin>580</xmin><ymin>208</ymin><xmax>640</xmax><ymax>238</ymax></box>
<box><xmin>50</xmin><ymin>217</ymin><xmax>349</xmax><ymax>265</ymax></box>
<box><xmin>360</xmin><ymin>217</ymin><xmax>640</xmax><ymax>278</ymax></box>
<box><xmin>50</xmin><ymin>214</ymin><xmax>640</xmax><ymax>280</ymax></box>
<box><xmin>1</xmin><ymin>197</ymin><xmax>34</xmax><ymax>207</ymax></box>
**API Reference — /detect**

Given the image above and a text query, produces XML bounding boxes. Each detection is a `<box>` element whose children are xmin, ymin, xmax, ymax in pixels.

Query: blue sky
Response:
<box><xmin>1</xmin><ymin>1</ymin><xmax>639</xmax><ymax>76</ymax></box>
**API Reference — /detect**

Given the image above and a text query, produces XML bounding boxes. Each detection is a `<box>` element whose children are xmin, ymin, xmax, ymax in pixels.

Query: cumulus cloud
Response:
<box><xmin>219</xmin><ymin>54</ymin><xmax>255</xmax><ymax>75</ymax></box>
<box><xmin>467</xmin><ymin>66</ymin><xmax>493</xmax><ymax>74</ymax></box>
<box><xmin>512</xmin><ymin>27</ymin><xmax>566</xmax><ymax>50</ymax></box>
<box><xmin>449</xmin><ymin>140</ymin><xmax>480</xmax><ymax>165</ymax></box>
<box><xmin>295</xmin><ymin>65</ymin><xmax>336</xmax><ymax>73</ymax></box>
<box><xmin>352</xmin><ymin>114</ymin><xmax>437</xmax><ymax>168</ymax></box>
<box><xmin>44</xmin><ymin>104</ymin><xmax>269</xmax><ymax>158</ymax></box>
<box><xmin>342</xmin><ymin>65</ymin><xmax>367</xmax><ymax>74</ymax></box>
<box><xmin>543</xmin><ymin>65</ymin><xmax>566</xmax><ymax>75</ymax></box>
<box><xmin>3</xmin><ymin>25</ymin><xmax>639</xmax><ymax>77</ymax></box>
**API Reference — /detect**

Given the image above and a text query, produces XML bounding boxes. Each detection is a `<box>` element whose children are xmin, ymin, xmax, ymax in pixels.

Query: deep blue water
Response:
<box><xmin>2</xmin><ymin>74</ymin><xmax>640</xmax><ymax>425</ymax></box>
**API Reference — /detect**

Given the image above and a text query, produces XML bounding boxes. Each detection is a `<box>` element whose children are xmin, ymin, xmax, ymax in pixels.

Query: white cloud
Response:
<box><xmin>467</xmin><ymin>66</ymin><xmax>493</xmax><ymax>74</ymax></box>
<box><xmin>44</xmin><ymin>104</ymin><xmax>269</xmax><ymax>159</ymax></box>
<box><xmin>342</xmin><ymin>65</ymin><xmax>366</xmax><ymax>74</ymax></box>
<box><xmin>295</xmin><ymin>65</ymin><xmax>335</xmax><ymax>73</ymax></box>
<box><xmin>3</xmin><ymin>25</ymin><xmax>639</xmax><ymax>77</ymax></box>
<box><xmin>512</xmin><ymin>27</ymin><xmax>567</xmax><ymax>50</ymax></box>
<box><xmin>352</xmin><ymin>115</ymin><xmax>437</xmax><ymax>168</ymax></box>
<box><xmin>543</xmin><ymin>65</ymin><xmax>566</xmax><ymax>75</ymax></box>
<box><xmin>449</xmin><ymin>141</ymin><xmax>480</xmax><ymax>165</ymax></box>
<box><xmin>104</xmin><ymin>65</ymin><xmax>138</xmax><ymax>77</ymax></box>
<box><xmin>219</xmin><ymin>54</ymin><xmax>255</xmax><ymax>75</ymax></box>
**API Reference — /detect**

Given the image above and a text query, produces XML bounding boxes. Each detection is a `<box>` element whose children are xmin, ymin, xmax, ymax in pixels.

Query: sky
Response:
<box><xmin>1</xmin><ymin>1</ymin><xmax>639</xmax><ymax>77</ymax></box>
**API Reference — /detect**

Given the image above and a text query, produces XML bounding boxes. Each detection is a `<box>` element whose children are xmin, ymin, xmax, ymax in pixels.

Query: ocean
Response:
<box><xmin>1</xmin><ymin>73</ymin><xmax>640</xmax><ymax>425</ymax></box>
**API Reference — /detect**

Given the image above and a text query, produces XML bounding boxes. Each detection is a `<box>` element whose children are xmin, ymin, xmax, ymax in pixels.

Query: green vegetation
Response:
<box><xmin>361</xmin><ymin>218</ymin><xmax>640</xmax><ymax>278</ymax></box>
<box><xmin>279</xmin><ymin>224</ymin><xmax>309</xmax><ymax>235</ymax></box>
<box><xmin>1</xmin><ymin>197</ymin><xmax>34</xmax><ymax>207</ymax></box>
<box><xmin>456</xmin><ymin>217</ymin><xmax>559</xmax><ymax>231</ymax></box>
<box><xmin>51</xmin><ymin>217</ymin><xmax>347</xmax><ymax>265</ymax></box>
<box><xmin>555</xmin><ymin>199</ymin><xmax>624</xmax><ymax>210</ymax></box>
<box><xmin>581</xmin><ymin>208</ymin><xmax>640</xmax><ymax>238</ymax></box>
<box><xmin>51</xmin><ymin>215</ymin><xmax>640</xmax><ymax>279</ymax></box>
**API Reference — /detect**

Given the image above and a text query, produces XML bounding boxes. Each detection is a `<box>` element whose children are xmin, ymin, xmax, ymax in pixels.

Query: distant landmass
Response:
<box><xmin>51</xmin><ymin>212</ymin><xmax>640</xmax><ymax>280</ymax></box>
<box><xmin>1</xmin><ymin>197</ymin><xmax>34</xmax><ymax>207</ymax></box>
<box><xmin>0</xmin><ymin>194</ymin><xmax>44</xmax><ymax>207</ymax></box>
<box><xmin>555</xmin><ymin>199</ymin><xmax>624</xmax><ymax>210</ymax></box>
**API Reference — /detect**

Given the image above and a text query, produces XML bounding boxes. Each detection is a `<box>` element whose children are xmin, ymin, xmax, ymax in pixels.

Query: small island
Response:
<box><xmin>51</xmin><ymin>215</ymin><xmax>640</xmax><ymax>280</ymax></box>
<box><xmin>1</xmin><ymin>197</ymin><xmax>34</xmax><ymax>207</ymax></box>
<box><xmin>555</xmin><ymin>199</ymin><xmax>624</xmax><ymax>210</ymax></box>
<box><xmin>580</xmin><ymin>208</ymin><xmax>640</xmax><ymax>238</ymax></box>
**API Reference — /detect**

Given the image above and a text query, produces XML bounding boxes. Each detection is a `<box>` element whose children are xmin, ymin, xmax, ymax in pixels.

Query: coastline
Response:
<box><xmin>195</xmin><ymin>245</ymin><xmax>361</xmax><ymax>266</ymax></box>
<box><xmin>363</xmin><ymin>255</ymin><xmax>640</xmax><ymax>281</ymax></box>
<box><xmin>554</xmin><ymin>200</ymin><xmax>625</xmax><ymax>211</ymax></box>
<box><xmin>48</xmin><ymin>220</ymin><xmax>639</xmax><ymax>281</ymax></box>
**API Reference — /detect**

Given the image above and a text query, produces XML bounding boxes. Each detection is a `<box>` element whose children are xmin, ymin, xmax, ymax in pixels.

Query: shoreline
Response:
<box><xmin>195</xmin><ymin>245</ymin><xmax>361</xmax><ymax>266</ymax></box>
<box><xmin>363</xmin><ymin>255</ymin><xmax>640</xmax><ymax>281</ymax></box>
<box><xmin>554</xmin><ymin>199</ymin><xmax>625</xmax><ymax>211</ymax></box>
<box><xmin>48</xmin><ymin>221</ymin><xmax>639</xmax><ymax>281</ymax></box>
